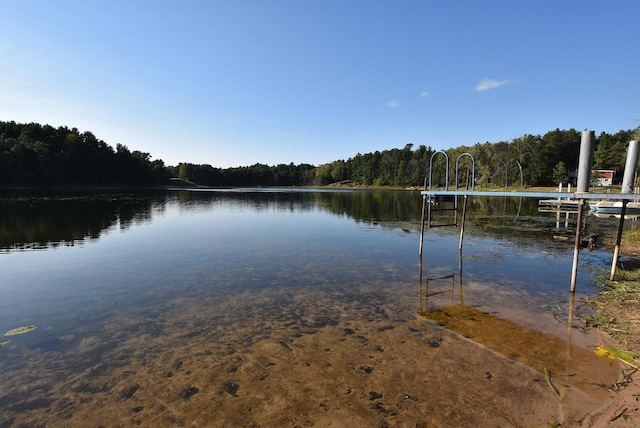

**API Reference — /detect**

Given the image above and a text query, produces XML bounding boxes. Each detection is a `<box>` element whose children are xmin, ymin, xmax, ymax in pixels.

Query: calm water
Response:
<box><xmin>0</xmin><ymin>188</ymin><xmax>623</xmax><ymax>426</ymax></box>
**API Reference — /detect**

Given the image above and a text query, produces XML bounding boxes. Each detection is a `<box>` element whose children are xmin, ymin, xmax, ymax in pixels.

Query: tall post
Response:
<box><xmin>458</xmin><ymin>249</ymin><xmax>464</xmax><ymax>304</ymax></box>
<box><xmin>419</xmin><ymin>195</ymin><xmax>426</xmax><ymax>256</ymax></box>
<box><xmin>571</xmin><ymin>130</ymin><xmax>595</xmax><ymax>292</ymax></box>
<box><xmin>610</xmin><ymin>200</ymin><xmax>628</xmax><ymax>281</ymax></box>
<box><xmin>570</xmin><ymin>200</ymin><xmax>584</xmax><ymax>292</ymax></box>
<box><xmin>576</xmin><ymin>130</ymin><xmax>595</xmax><ymax>193</ymax></box>
<box><xmin>419</xmin><ymin>175</ymin><xmax>428</xmax><ymax>256</ymax></box>
<box><xmin>621</xmin><ymin>141</ymin><xmax>640</xmax><ymax>194</ymax></box>
<box><xmin>458</xmin><ymin>170</ymin><xmax>470</xmax><ymax>251</ymax></box>
<box><xmin>609</xmin><ymin>140</ymin><xmax>639</xmax><ymax>279</ymax></box>
<box><xmin>458</xmin><ymin>195</ymin><xmax>468</xmax><ymax>251</ymax></box>
<box><xmin>419</xmin><ymin>255</ymin><xmax>424</xmax><ymax>312</ymax></box>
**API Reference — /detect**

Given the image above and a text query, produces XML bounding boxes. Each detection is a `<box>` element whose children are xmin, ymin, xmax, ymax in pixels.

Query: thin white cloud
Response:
<box><xmin>419</xmin><ymin>91</ymin><xmax>429</xmax><ymax>97</ymax></box>
<box><xmin>474</xmin><ymin>78</ymin><xmax>516</xmax><ymax>92</ymax></box>
<box><xmin>386</xmin><ymin>100</ymin><xmax>401</xmax><ymax>108</ymax></box>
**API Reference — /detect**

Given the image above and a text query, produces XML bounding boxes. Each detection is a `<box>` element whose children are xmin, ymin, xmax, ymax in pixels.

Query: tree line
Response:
<box><xmin>310</xmin><ymin>128</ymin><xmax>640</xmax><ymax>189</ymax></box>
<box><xmin>1</xmin><ymin>120</ymin><xmax>638</xmax><ymax>188</ymax></box>
<box><xmin>0</xmin><ymin>121</ymin><xmax>169</xmax><ymax>186</ymax></box>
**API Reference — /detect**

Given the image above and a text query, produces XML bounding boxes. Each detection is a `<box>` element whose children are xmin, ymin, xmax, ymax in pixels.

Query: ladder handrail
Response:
<box><xmin>428</xmin><ymin>150</ymin><xmax>449</xmax><ymax>191</ymax></box>
<box><xmin>455</xmin><ymin>153</ymin><xmax>476</xmax><ymax>191</ymax></box>
<box><xmin>420</xmin><ymin>151</ymin><xmax>476</xmax><ymax>256</ymax></box>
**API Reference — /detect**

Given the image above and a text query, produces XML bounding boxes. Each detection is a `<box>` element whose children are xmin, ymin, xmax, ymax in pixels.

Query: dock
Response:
<box><xmin>538</xmin><ymin>198</ymin><xmax>581</xmax><ymax>212</ymax></box>
<box><xmin>420</xmin><ymin>189</ymin><xmax>640</xmax><ymax>292</ymax></box>
<box><xmin>421</xmin><ymin>134</ymin><xmax>640</xmax><ymax>293</ymax></box>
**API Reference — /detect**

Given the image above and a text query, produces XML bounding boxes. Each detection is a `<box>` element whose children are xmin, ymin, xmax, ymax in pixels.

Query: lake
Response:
<box><xmin>0</xmin><ymin>188</ymin><xmax>628</xmax><ymax>426</ymax></box>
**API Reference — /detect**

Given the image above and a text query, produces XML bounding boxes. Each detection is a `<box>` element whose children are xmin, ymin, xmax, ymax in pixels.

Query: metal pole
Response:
<box><xmin>570</xmin><ymin>200</ymin><xmax>585</xmax><ymax>292</ymax></box>
<box><xmin>458</xmin><ymin>249</ymin><xmax>464</xmax><ymax>304</ymax></box>
<box><xmin>565</xmin><ymin>291</ymin><xmax>576</xmax><ymax>387</ymax></box>
<box><xmin>419</xmin><ymin>255</ymin><xmax>424</xmax><ymax>312</ymax></box>
<box><xmin>610</xmin><ymin>199</ymin><xmax>628</xmax><ymax>281</ymax></box>
<box><xmin>570</xmin><ymin>131</ymin><xmax>595</xmax><ymax>292</ymax></box>
<box><xmin>458</xmin><ymin>170</ymin><xmax>470</xmax><ymax>250</ymax></box>
<box><xmin>450</xmin><ymin>274</ymin><xmax>455</xmax><ymax>306</ymax></box>
<box><xmin>419</xmin><ymin>195</ymin><xmax>426</xmax><ymax>256</ymax></box>
<box><xmin>419</xmin><ymin>176</ymin><xmax>427</xmax><ymax>256</ymax></box>
<box><xmin>458</xmin><ymin>195</ymin><xmax>468</xmax><ymax>251</ymax></box>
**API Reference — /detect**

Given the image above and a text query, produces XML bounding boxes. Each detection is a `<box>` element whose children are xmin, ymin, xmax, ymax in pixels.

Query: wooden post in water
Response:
<box><xmin>570</xmin><ymin>131</ymin><xmax>595</xmax><ymax>292</ymax></box>
<box><xmin>610</xmin><ymin>199</ymin><xmax>628</xmax><ymax>281</ymax></box>
<box><xmin>458</xmin><ymin>170</ymin><xmax>470</xmax><ymax>251</ymax></box>
<box><xmin>458</xmin><ymin>196</ymin><xmax>468</xmax><ymax>251</ymax></box>
<box><xmin>419</xmin><ymin>197</ymin><xmax>426</xmax><ymax>256</ymax></box>
<box><xmin>419</xmin><ymin>176</ymin><xmax>427</xmax><ymax>256</ymax></box>
<box><xmin>610</xmin><ymin>140</ymin><xmax>638</xmax><ymax>280</ymax></box>
<box><xmin>458</xmin><ymin>249</ymin><xmax>464</xmax><ymax>304</ymax></box>
<box><xmin>418</xmin><ymin>255</ymin><xmax>424</xmax><ymax>312</ymax></box>
<box><xmin>570</xmin><ymin>200</ymin><xmax>584</xmax><ymax>292</ymax></box>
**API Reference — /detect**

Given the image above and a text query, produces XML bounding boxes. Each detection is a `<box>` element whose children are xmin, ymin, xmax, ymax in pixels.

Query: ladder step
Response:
<box><xmin>426</xmin><ymin>274</ymin><xmax>455</xmax><ymax>281</ymax></box>
<box><xmin>429</xmin><ymin>207</ymin><xmax>457</xmax><ymax>212</ymax></box>
<box><xmin>426</xmin><ymin>290</ymin><xmax>453</xmax><ymax>297</ymax></box>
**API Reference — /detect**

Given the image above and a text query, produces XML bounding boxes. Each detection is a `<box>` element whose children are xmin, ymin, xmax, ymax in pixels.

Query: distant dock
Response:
<box><xmin>538</xmin><ymin>198</ymin><xmax>581</xmax><ymax>213</ymax></box>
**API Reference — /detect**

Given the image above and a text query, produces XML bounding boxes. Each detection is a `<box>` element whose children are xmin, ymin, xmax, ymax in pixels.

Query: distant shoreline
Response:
<box><xmin>0</xmin><ymin>182</ymin><xmax>619</xmax><ymax>194</ymax></box>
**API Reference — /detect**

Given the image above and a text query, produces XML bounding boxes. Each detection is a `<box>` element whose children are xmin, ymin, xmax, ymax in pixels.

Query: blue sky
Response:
<box><xmin>1</xmin><ymin>1</ymin><xmax>638</xmax><ymax>168</ymax></box>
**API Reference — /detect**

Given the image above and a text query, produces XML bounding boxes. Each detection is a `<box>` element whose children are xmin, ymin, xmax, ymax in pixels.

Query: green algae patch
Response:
<box><xmin>4</xmin><ymin>325</ymin><xmax>37</xmax><ymax>336</ymax></box>
<box><xmin>0</xmin><ymin>340</ymin><xmax>9</xmax><ymax>350</ymax></box>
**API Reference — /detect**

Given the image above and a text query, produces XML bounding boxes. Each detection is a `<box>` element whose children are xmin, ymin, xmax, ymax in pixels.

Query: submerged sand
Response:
<box><xmin>0</xmin><ymin>280</ymin><xmax>638</xmax><ymax>427</ymax></box>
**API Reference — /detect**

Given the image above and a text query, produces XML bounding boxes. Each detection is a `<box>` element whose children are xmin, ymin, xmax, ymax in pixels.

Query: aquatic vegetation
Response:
<box><xmin>594</xmin><ymin>344</ymin><xmax>640</xmax><ymax>370</ymax></box>
<box><xmin>0</xmin><ymin>341</ymin><xmax>9</xmax><ymax>350</ymax></box>
<box><xmin>584</xmin><ymin>259</ymin><xmax>640</xmax><ymax>348</ymax></box>
<box><xmin>543</xmin><ymin>368</ymin><xmax>564</xmax><ymax>402</ymax></box>
<box><xmin>4</xmin><ymin>325</ymin><xmax>37</xmax><ymax>336</ymax></box>
<box><xmin>594</xmin><ymin>344</ymin><xmax>640</xmax><ymax>362</ymax></box>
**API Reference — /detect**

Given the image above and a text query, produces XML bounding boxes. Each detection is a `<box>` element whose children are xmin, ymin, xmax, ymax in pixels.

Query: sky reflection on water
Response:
<box><xmin>0</xmin><ymin>189</ymin><xmax>612</xmax><ymax>331</ymax></box>
<box><xmin>0</xmin><ymin>188</ymin><xmax>627</xmax><ymax>426</ymax></box>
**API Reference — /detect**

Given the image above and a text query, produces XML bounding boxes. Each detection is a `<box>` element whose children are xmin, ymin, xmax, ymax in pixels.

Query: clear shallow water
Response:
<box><xmin>0</xmin><ymin>190</ymin><xmax>605</xmax><ymax>329</ymax></box>
<box><xmin>0</xmin><ymin>189</ymin><xmax>624</xmax><ymax>426</ymax></box>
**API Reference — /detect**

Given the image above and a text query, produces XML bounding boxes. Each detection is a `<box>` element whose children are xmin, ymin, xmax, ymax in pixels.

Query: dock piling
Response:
<box><xmin>570</xmin><ymin>200</ymin><xmax>585</xmax><ymax>292</ymax></box>
<box><xmin>610</xmin><ymin>200</ymin><xmax>628</xmax><ymax>281</ymax></box>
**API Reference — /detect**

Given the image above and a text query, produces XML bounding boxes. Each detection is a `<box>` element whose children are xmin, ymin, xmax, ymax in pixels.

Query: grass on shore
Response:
<box><xmin>584</xmin><ymin>229</ymin><xmax>640</xmax><ymax>350</ymax></box>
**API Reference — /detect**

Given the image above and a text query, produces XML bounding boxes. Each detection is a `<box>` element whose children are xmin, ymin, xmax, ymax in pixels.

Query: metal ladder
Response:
<box><xmin>419</xmin><ymin>273</ymin><xmax>456</xmax><ymax>314</ymax></box>
<box><xmin>419</xmin><ymin>151</ymin><xmax>476</xmax><ymax>255</ymax></box>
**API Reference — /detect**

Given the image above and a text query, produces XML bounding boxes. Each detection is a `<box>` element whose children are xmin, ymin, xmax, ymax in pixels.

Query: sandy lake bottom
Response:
<box><xmin>1</xmin><ymin>275</ymin><xmax>638</xmax><ymax>428</ymax></box>
<box><xmin>2</xmin><ymin>190</ymin><xmax>639</xmax><ymax>427</ymax></box>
